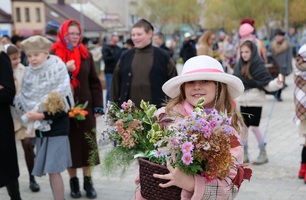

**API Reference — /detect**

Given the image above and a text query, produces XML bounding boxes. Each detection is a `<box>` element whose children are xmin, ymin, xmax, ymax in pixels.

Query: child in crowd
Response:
<box><xmin>295</xmin><ymin>44</ymin><xmax>306</xmax><ymax>184</ymax></box>
<box><xmin>5</xmin><ymin>44</ymin><xmax>40</xmax><ymax>192</ymax></box>
<box><xmin>13</xmin><ymin>35</ymin><xmax>74</xmax><ymax>200</ymax></box>
<box><xmin>0</xmin><ymin>49</ymin><xmax>22</xmax><ymax>200</ymax></box>
<box><xmin>136</xmin><ymin>55</ymin><xmax>250</xmax><ymax>199</ymax></box>
<box><xmin>233</xmin><ymin>41</ymin><xmax>283</xmax><ymax>164</ymax></box>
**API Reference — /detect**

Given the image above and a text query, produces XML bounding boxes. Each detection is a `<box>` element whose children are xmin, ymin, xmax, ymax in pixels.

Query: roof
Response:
<box><xmin>0</xmin><ymin>8</ymin><xmax>12</xmax><ymax>23</ymax></box>
<box><xmin>49</xmin><ymin>3</ymin><xmax>106</xmax><ymax>32</ymax></box>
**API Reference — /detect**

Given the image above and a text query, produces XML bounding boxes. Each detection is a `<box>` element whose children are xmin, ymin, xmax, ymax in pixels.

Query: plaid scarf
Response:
<box><xmin>293</xmin><ymin>61</ymin><xmax>306</xmax><ymax>125</ymax></box>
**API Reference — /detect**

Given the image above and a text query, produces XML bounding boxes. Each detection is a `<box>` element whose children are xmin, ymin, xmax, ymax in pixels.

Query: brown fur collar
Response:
<box><xmin>270</xmin><ymin>40</ymin><xmax>290</xmax><ymax>56</ymax></box>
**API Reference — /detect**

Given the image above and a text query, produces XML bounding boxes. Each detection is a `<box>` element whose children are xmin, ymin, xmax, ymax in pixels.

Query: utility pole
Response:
<box><xmin>284</xmin><ymin>0</ymin><xmax>288</xmax><ymax>33</ymax></box>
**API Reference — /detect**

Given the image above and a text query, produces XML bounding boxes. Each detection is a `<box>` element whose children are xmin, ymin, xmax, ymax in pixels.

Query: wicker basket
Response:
<box><xmin>138</xmin><ymin>158</ymin><xmax>181</xmax><ymax>200</ymax></box>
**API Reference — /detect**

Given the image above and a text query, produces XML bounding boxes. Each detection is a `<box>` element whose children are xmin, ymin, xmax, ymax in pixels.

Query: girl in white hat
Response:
<box><xmin>136</xmin><ymin>55</ymin><xmax>250</xmax><ymax>200</ymax></box>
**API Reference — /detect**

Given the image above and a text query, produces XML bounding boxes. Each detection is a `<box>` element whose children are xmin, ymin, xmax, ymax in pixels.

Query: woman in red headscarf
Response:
<box><xmin>50</xmin><ymin>19</ymin><xmax>103</xmax><ymax>199</ymax></box>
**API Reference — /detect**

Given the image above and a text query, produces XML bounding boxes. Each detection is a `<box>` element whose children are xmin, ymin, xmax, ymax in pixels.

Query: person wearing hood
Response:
<box><xmin>233</xmin><ymin>40</ymin><xmax>284</xmax><ymax>165</ymax></box>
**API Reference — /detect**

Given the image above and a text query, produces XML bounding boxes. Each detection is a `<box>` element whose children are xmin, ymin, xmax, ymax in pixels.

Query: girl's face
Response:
<box><xmin>208</xmin><ymin>34</ymin><xmax>215</xmax><ymax>46</ymax></box>
<box><xmin>240</xmin><ymin>45</ymin><xmax>252</xmax><ymax>62</ymax></box>
<box><xmin>184</xmin><ymin>80</ymin><xmax>216</xmax><ymax>108</ymax></box>
<box><xmin>9</xmin><ymin>52</ymin><xmax>21</xmax><ymax>69</ymax></box>
<box><xmin>131</xmin><ymin>27</ymin><xmax>152</xmax><ymax>49</ymax></box>
<box><xmin>27</xmin><ymin>52</ymin><xmax>49</xmax><ymax>67</ymax></box>
<box><xmin>68</xmin><ymin>25</ymin><xmax>81</xmax><ymax>47</ymax></box>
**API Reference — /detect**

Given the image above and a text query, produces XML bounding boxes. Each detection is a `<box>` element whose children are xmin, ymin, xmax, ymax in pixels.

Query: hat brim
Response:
<box><xmin>162</xmin><ymin>72</ymin><xmax>244</xmax><ymax>99</ymax></box>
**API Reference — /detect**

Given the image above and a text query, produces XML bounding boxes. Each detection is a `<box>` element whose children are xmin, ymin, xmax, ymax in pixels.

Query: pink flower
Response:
<box><xmin>182</xmin><ymin>152</ymin><xmax>193</xmax><ymax>165</ymax></box>
<box><xmin>172</xmin><ymin>139</ymin><xmax>179</xmax><ymax>146</ymax></box>
<box><xmin>181</xmin><ymin>141</ymin><xmax>194</xmax><ymax>153</ymax></box>
<box><xmin>202</xmin><ymin>126</ymin><xmax>212</xmax><ymax>138</ymax></box>
<box><xmin>209</xmin><ymin>119</ymin><xmax>218</xmax><ymax>128</ymax></box>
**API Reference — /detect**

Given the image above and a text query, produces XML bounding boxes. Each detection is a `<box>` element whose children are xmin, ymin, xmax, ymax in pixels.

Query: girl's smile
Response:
<box><xmin>184</xmin><ymin>80</ymin><xmax>216</xmax><ymax>108</ymax></box>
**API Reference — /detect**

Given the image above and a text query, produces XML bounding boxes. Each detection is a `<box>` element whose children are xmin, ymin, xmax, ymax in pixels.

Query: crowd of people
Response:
<box><xmin>0</xmin><ymin>16</ymin><xmax>305</xmax><ymax>200</ymax></box>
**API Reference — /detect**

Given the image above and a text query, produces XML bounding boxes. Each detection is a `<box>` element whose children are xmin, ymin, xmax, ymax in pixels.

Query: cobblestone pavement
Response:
<box><xmin>1</xmin><ymin>71</ymin><xmax>306</xmax><ymax>200</ymax></box>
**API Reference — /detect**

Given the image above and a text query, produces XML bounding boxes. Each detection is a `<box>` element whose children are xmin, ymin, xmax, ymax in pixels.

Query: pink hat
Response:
<box><xmin>162</xmin><ymin>56</ymin><xmax>244</xmax><ymax>99</ymax></box>
<box><xmin>239</xmin><ymin>23</ymin><xmax>254</xmax><ymax>37</ymax></box>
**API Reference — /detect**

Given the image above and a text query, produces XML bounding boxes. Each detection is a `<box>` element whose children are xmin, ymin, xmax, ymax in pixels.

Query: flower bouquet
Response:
<box><xmin>100</xmin><ymin>100</ymin><xmax>173</xmax><ymax>174</ymax></box>
<box><xmin>69</xmin><ymin>101</ymin><xmax>88</xmax><ymax>120</ymax></box>
<box><xmin>99</xmin><ymin>100</ymin><xmax>181</xmax><ymax>199</ymax></box>
<box><xmin>154</xmin><ymin>98</ymin><xmax>235</xmax><ymax>180</ymax></box>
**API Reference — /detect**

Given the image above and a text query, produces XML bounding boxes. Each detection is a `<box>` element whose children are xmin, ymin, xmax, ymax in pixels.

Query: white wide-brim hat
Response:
<box><xmin>162</xmin><ymin>55</ymin><xmax>244</xmax><ymax>99</ymax></box>
<box><xmin>298</xmin><ymin>44</ymin><xmax>306</xmax><ymax>61</ymax></box>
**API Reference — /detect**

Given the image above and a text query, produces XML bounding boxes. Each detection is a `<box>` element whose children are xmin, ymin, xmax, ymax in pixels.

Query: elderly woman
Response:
<box><xmin>50</xmin><ymin>19</ymin><xmax>103</xmax><ymax>199</ymax></box>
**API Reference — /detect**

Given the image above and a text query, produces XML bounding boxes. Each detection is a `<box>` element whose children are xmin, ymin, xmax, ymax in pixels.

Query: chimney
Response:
<box><xmin>58</xmin><ymin>0</ymin><xmax>65</xmax><ymax>5</ymax></box>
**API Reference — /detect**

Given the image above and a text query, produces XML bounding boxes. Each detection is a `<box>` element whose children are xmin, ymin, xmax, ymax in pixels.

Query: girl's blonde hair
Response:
<box><xmin>44</xmin><ymin>92</ymin><xmax>66</xmax><ymax>115</ymax></box>
<box><xmin>197</xmin><ymin>30</ymin><xmax>214</xmax><ymax>47</ymax></box>
<box><xmin>165</xmin><ymin>82</ymin><xmax>246</xmax><ymax>134</ymax></box>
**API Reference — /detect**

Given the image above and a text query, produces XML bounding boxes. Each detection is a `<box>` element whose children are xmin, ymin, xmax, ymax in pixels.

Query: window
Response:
<box><xmin>130</xmin><ymin>15</ymin><xmax>138</xmax><ymax>26</ymax></box>
<box><xmin>25</xmin><ymin>8</ymin><xmax>30</xmax><ymax>22</ymax></box>
<box><xmin>15</xmin><ymin>7</ymin><xmax>21</xmax><ymax>22</ymax></box>
<box><xmin>35</xmin><ymin>8</ymin><xmax>41</xmax><ymax>22</ymax></box>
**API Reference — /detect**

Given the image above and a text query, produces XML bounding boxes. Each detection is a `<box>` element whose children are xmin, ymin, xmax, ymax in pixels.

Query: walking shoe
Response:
<box><xmin>70</xmin><ymin>177</ymin><xmax>81</xmax><ymax>198</ymax></box>
<box><xmin>29</xmin><ymin>175</ymin><xmax>40</xmax><ymax>192</ymax></box>
<box><xmin>253</xmin><ymin>144</ymin><xmax>268</xmax><ymax>165</ymax></box>
<box><xmin>84</xmin><ymin>176</ymin><xmax>97</xmax><ymax>199</ymax></box>
<box><xmin>298</xmin><ymin>163</ymin><xmax>306</xmax><ymax>179</ymax></box>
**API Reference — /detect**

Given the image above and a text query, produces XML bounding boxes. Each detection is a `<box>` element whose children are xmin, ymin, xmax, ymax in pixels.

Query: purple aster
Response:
<box><xmin>204</xmin><ymin>108</ymin><xmax>212</xmax><ymax>115</ymax></box>
<box><xmin>223</xmin><ymin>125</ymin><xmax>232</xmax><ymax>134</ymax></box>
<box><xmin>153</xmin><ymin>149</ymin><xmax>165</xmax><ymax>158</ymax></box>
<box><xmin>225</xmin><ymin>117</ymin><xmax>232</xmax><ymax>125</ymax></box>
<box><xmin>211</xmin><ymin>109</ymin><xmax>218</xmax><ymax>116</ymax></box>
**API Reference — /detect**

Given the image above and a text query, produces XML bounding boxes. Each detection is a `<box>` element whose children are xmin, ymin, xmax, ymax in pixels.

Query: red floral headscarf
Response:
<box><xmin>50</xmin><ymin>19</ymin><xmax>89</xmax><ymax>88</ymax></box>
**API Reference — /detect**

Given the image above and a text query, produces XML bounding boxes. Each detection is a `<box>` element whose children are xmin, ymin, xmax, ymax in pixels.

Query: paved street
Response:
<box><xmin>1</xmin><ymin>71</ymin><xmax>306</xmax><ymax>199</ymax></box>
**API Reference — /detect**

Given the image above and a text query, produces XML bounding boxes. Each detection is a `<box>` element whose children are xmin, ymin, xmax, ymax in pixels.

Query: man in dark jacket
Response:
<box><xmin>0</xmin><ymin>51</ymin><xmax>22</xmax><ymax>200</ymax></box>
<box><xmin>102</xmin><ymin>33</ymin><xmax>122</xmax><ymax>104</ymax></box>
<box><xmin>179</xmin><ymin>32</ymin><xmax>197</xmax><ymax>63</ymax></box>
<box><xmin>111</xmin><ymin>19</ymin><xmax>177</xmax><ymax>108</ymax></box>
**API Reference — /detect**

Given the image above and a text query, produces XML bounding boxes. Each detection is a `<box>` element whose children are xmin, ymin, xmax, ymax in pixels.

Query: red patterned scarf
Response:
<box><xmin>294</xmin><ymin>60</ymin><xmax>306</xmax><ymax>125</ymax></box>
<box><xmin>50</xmin><ymin>19</ymin><xmax>89</xmax><ymax>88</ymax></box>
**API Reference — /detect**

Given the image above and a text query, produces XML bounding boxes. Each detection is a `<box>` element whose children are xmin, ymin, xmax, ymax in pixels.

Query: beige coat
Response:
<box><xmin>12</xmin><ymin>63</ymin><xmax>35</xmax><ymax>139</ymax></box>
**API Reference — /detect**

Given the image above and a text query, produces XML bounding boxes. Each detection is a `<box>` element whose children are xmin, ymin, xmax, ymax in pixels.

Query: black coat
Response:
<box><xmin>0</xmin><ymin>52</ymin><xmax>19</xmax><ymax>187</ymax></box>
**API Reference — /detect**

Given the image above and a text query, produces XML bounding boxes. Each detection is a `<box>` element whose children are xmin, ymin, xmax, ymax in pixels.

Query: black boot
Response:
<box><xmin>29</xmin><ymin>175</ymin><xmax>40</xmax><ymax>192</ymax></box>
<box><xmin>70</xmin><ymin>177</ymin><xmax>81</xmax><ymax>198</ymax></box>
<box><xmin>84</xmin><ymin>176</ymin><xmax>97</xmax><ymax>199</ymax></box>
<box><xmin>6</xmin><ymin>179</ymin><xmax>22</xmax><ymax>200</ymax></box>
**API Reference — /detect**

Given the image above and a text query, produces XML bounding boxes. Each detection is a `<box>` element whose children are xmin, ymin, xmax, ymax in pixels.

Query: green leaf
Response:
<box><xmin>82</xmin><ymin>101</ymin><xmax>88</xmax><ymax>109</ymax></box>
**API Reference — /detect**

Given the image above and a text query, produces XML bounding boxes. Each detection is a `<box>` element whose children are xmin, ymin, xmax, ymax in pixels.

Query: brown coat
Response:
<box><xmin>50</xmin><ymin>50</ymin><xmax>103</xmax><ymax>168</ymax></box>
